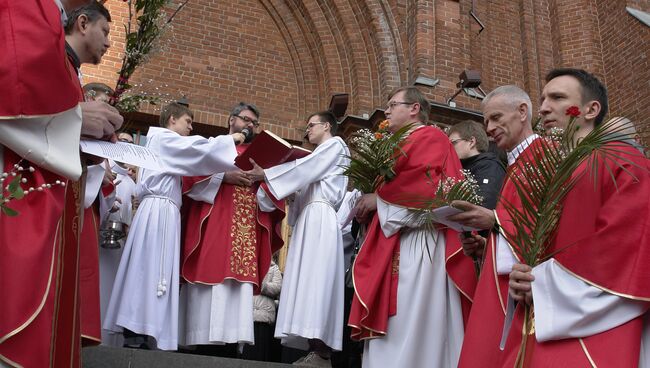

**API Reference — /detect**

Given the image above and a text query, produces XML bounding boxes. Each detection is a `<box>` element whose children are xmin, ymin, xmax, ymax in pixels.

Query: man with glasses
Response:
<box><xmin>349</xmin><ymin>86</ymin><xmax>473</xmax><ymax>368</ymax></box>
<box><xmin>0</xmin><ymin>1</ymin><xmax>122</xmax><ymax>366</ymax></box>
<box><xmin>179</xmin><ymin>102</ymin><xmax>285</xmax><ymax>356</ymax></box>
<box><xmin>447</xmin><ymin>120</ymin><xmax>505</xmax><ymax>210</ymax></box>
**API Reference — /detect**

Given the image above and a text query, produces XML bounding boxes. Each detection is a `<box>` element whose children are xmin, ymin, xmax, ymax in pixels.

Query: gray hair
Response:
<box><xmin>229</xmin><ymin>102</ymin><xmax>260</xmax><ymax>119</ymax></box>
<box><xmin>482</xmin><ymin>85</ymin><xmax>532</xmax><ymax>122</ymax></box>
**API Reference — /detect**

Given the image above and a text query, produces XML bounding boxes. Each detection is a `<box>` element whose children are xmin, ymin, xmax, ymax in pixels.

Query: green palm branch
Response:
<box><xmin>503</xmin><ymin>115</ymin><xmax>647</xmax><ymax>267</ymax></box>
<box><xmin>505</xmin><ymin>115</ymin><xmax>648</xmax><ymax>368</ymax></box>
<box><xmin>342</xmin><ymin>123</ymin><xmax>414</xmax><ymax>193</ymax></box>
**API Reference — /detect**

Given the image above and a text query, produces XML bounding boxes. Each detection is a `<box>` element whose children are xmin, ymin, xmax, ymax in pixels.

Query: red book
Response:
<box><xmin>235</xmin><ymin>130</ymin><xmax>311</xmax><ymax>170</ymax></box>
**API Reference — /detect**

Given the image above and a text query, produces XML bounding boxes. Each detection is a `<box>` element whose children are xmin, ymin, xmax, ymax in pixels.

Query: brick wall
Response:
<box><xmin>82</xmin><ymin>0</ymin><xmax>649</xmax><ymax>138</ymax></box>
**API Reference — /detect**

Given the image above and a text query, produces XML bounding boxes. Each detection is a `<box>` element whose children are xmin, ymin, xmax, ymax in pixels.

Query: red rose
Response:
<box><xmin>566</xmin><ymin>106</ymin><xmax>581</xmax><ymax>118</ymax></box>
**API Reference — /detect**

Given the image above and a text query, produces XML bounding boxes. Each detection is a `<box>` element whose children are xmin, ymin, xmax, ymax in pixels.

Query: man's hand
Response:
<box><xmin>354</xmin><ymin>193</ymin><xmax>377</xmax><ymax>224</ymax></box>
<box><xmin>232</xmin><ymin>132</ymin><xmax>245</xmax><ymax>144</ymax></box>
<box><xmin>80</xmin><ymin>101</ymin><xmax>123</xmax><ymax>142</ymax></box>
<box><xmin>109</xmin><ymin>197</ymin><xmax>122</xmax><ymax>213</ymax></box>
<box><xmin>102</xmin><ymin>170</ymin><xmax>116</xmax><ymax>187</ymax></box>
<box><xmin>131</xmin><ymin>194</ymin><xmax>140</xmax><ymax>212</ymax></box>
<box><xmin>223</xmin><ymin>170</ymin><xmax>252</xmax><ymax>187</ymax></box>
<box><xmin>509</xmin><ymin>263</ymin><xmax>534</xmax><ymax>305</ymax></box>
<box><xmin>460</xmin><ymin>232</ymin><xmax>486</xmax><ymax>259</ymax></box>
<box><xmin>448</xmin><ymin>200</ymin><xmax>496</xmax><ymax>230</ymax></box>
<box><xmin>245</xmin><ymin>159</ymin><xmax>265</xmax><ymax>183</ymax></box>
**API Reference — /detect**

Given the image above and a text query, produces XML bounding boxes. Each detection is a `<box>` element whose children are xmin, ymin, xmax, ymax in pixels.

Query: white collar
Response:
<box><xmin>53</xmin><ymin>0</ymin><xmax>67</xmax><ymax>25</ymax></box>
<box><xmin>507</xmin><ymin>134</ymin><xmax>539</xmax><ymax>166</ymax></box>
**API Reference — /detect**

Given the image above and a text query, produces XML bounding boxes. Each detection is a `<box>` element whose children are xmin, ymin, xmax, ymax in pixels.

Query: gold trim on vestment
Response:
<box><xmin>181</xmin><ymin>176</ymin><xmax>212</xmax><ymax>195</ymax></box>
<box><xmin>492</xmin><ymin>216</ymin><xmax>508</xmax><ymax>316</ymax></box>
<box><xmin>0</xmin><ymin>353</ymin><xmax>22</xmax><ymax>368</ymax></box>
<box><xmin>350</xmin><ymin>234</ymin><xmax>388</xmax><ymax>340</ymax></box>
<box><xmin>0</xmin><ymin>111</ymin><xmax>69</xmax><ymax>119</ymax></box>
<box><xmin>259</xmin><ymin>186</ymin><xmax>284</xmax><ymax>212</ymax></box>
<box><xmin>0</xmin><ymin>221</ymin><xmax>60</xmax><ymax>344</ymax></box>
<box><xmin>578</xmin><ymin>338</ymin><xmax>597</xmax><ymax>368</ymax></box>
<box><xmin>181</xmin><ymin>200</ymin><xmax>214</xmax><ymax>284</ymax></box>
<box><xmin>51</xmin><ymin>178</ymin><xmax>82</xmax><ymax>367</ymax></box>
<box><xmin>445</xmin><ymin>246</ymin><xmax>474</xmax><ymax>303</ymax></box>
<box><xmin>81</xmin><ymin>334</ymin><xmax>101</xmax><ymax>343</ymax></box>
<box><xmin>230</xmin><ymin>186</ymin><xmax>257</xmax><ymax>278</ymax></box>
<box><xmin>553</xmin><ymin>260</ymin><xmax>650</xmax><ymax>302</ymax></box>
<box><xmin>68</xmin><ymin>187</ymin><xmax>82</xmax><ymax>367</ymax></box>
<box><xmin>513</xmin><ymin>306</ymin><xmax>528</xmax><ymax>366</ymax></box>
<box><xmin>183</xmin><ymin>277</ymin><xmax>260</xmax><ymax>288</ymax></box>
<box><xmin>493</xmin><ymin>210</ymin><xmax>522</xmax><ymax>263</ymax></box>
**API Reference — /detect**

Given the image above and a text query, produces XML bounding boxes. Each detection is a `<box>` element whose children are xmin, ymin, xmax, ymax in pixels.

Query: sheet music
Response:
<box><xmin>79</xmin><ymin>140</ymin><xmax>165</xmax><ymax>172</ymax></box>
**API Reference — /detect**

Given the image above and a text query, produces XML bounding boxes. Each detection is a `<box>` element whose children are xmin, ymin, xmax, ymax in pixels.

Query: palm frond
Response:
<box><xmin>343</xmin><ymin>123</ymin><xmax>415</xmax><ymax>193</ymax></box>
<box><xmin>504</xmin><ymin>114</ymin><xmax>649</xmax><ymax>267</ymax></box>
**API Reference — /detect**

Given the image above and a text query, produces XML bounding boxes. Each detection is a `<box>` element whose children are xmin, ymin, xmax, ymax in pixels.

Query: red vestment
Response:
<box><xmin>0</xmin><ymin>0</ymin><xmax>80</xmax><ymax>118</ymax></box>
<box><xmin>64</xmin><ymin>36</ymin><xmax>102</xmax><ymax>347</ymax></box>
<box><xmin>181</xmin><ymin>144</ymin><xmax>285</xmax><ymax>293</ymax></box>
<box><xmin>79</xmin><ymin>205</ymin><xmax>102</xmax><ymax>345</ymax></box>
<box><xmin>499</xmin><ymin>142</ymin><xmax>650</xmax><ymax>367</ymax></box>
<box><xmin>348</xmin><ymin>126</ymin><xmax>476</xmax><ymax>340</ymax></box>
<box><xmin>458</xmin><ymin>137</ymin><xmax>547</xmax><ymax>368</ymax></box>
<box><xmin>0</xmin><ymin>2</ymin><xmax>85</xmax><ymax>364</ymax></box>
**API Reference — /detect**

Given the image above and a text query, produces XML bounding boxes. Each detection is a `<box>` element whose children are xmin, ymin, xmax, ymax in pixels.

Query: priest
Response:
<box><xmin>349</xmin><ymin>86</ymin><xmax>475</xmax><ymax>368</ymax></box>
<box><xmin>179</xmin><ymin>102</ymin><xmax>285</xmax><ymax>350</ymax></box>
<box><xmin>504</xmin><ymin>68</ymin><xmax>650</xmax><ymax>367</ymax></box>
<box><xmin>103</xmin><ymin>103</ymin><xmax>242</xmax><ymax>350</ymax></box>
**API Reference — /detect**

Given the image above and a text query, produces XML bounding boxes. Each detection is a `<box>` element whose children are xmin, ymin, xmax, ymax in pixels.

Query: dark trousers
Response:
<box><xmin>241</xmin><ymin>322</ymin><xmax>279</xmax><ymax>362</ymax></box>
<box><xmin>331</xmin><ymin>286</ymin><xmax>362</xmax><ymax>368</ymax></box>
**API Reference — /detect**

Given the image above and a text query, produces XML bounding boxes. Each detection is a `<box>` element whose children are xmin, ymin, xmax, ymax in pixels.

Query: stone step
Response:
<box><xmin>83</xmin><ymin>346</ymin><xmax>294</xmax><ymax>368</ymax></box>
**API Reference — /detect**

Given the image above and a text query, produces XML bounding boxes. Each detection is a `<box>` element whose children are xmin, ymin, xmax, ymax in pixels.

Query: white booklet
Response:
<box><xmin>431</xmin><ymin>205</ymin><xmax>481</xmax><ymax>232</ymax></box>
<box><xmin>79</xmin><ymin>140</ymin><xmax>165</xmax><ymax>172</ymax></box>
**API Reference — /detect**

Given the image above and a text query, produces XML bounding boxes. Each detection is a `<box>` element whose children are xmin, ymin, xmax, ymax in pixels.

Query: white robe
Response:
<box><xmin>103</xmin><ymin>127</ymin><xmax>237</xmax><ymax>350</ymax></box>
<box><xmin>179</xmin><ymin>173</ymin><xmax>255</xmax><ymax>346</ymax></box>
<box><xmin>337</xmin><ymin>189</ymin><xmax>361</xmax><ymax>271</ymax></box>
<box><xmin>257</xmin><ymin>136</ymin><xmax>349</xmax><ymax>351</ymax></box>
<box><xmin>98</xmin><ymin>164</ymin><xmax>136</xmax><ymax>347</ymax></box>
<box><xmin>362</xmin><ymin>198</ymin><xmax>465</xmax><ymax>368</ymax></box>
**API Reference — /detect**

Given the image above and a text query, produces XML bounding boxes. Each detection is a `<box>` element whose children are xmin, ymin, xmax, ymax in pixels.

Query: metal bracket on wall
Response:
<box><xmin>471</xmin><ymin>0</ymin><xmax>485</xmax><ymax>35</ymax></box>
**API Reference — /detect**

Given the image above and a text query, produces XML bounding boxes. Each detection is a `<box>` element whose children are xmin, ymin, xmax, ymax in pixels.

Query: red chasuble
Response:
<box><xmin>498</xmin><ymin>142</ymin><xmax>650</xmax><ymax>367</ymax></box>
<box><xmin>348</xmin><ymin>126</ymin><xmax>477</xmax><ymax>340</ymax></box>
<box><xmin>78</xmin><ymin>205</ymin><xmax>102</xmax><ymax>345</ymax></box>
<box><xmin>0</xmin><ymin>3</ymin><xmax>86</xmax><ymax>363</ymax></box>
<box><xmin>181</xmin><ymin>144</ymin><xmax>285</xmax><ymax>293</ymax></box>
<box><xmin>458</xmin><ymin>138</ymin><xmax>547</xmax><ymax>368</ymax></box>
<box><xmin>0</xmin><ymin>0</ymin><xmax>80</xmax><ymax>118</ymax></box>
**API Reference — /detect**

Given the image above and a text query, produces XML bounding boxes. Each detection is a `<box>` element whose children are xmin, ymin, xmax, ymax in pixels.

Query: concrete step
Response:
<box><xmin>83</xmin><ymin>346</ymin><xmax>294</xmax><ymax>368</ymax></box>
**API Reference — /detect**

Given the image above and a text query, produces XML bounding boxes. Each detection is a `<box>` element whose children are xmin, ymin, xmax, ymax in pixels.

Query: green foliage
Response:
<box><xmin>111</xmin><ymin>0</ymin><xmax>188</xmax><ymax>110</ymax></box>
<box><xmin>1</xmin><ymin>175</ymin><xmax>23</xmax><ymax>217</ymax></box>
<box><xmin>343</xmin><ymin>123</ymin><xmax>414</xmax><ymax>193</ymax></box>
<box><xmin>114</xmin><ymin>94</ymin><xmax>160</xmax><ymax>113</ymax></box>
<box><xmin>503</xmin><ymin>116</ymin><xmax>647</xmax><ymax>267</ymax></box>
<box><xmin>400</xmin><ymin>169</ymin><xmax>484</xmax><ymax>265</ymax></box>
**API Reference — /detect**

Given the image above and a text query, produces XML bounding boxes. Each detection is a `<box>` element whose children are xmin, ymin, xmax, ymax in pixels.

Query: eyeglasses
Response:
<box><xmin>234</xmin><ymin>115</ymin><xmax>259</xmax><ymax>127</ymax></box>
<box><xmin>386</xmin><ymin>101</ymin><xmax>415</xmax><ymax>110</ymax></box>
<box><xmin>450</xmin><ymin>138</ymin><xmax>467</xmax><ymax>145</ymax></box>
<box><xmin>305</xmin><ymin>121</ymin><xmax>328</xmax><ymax>131</ymax></box>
